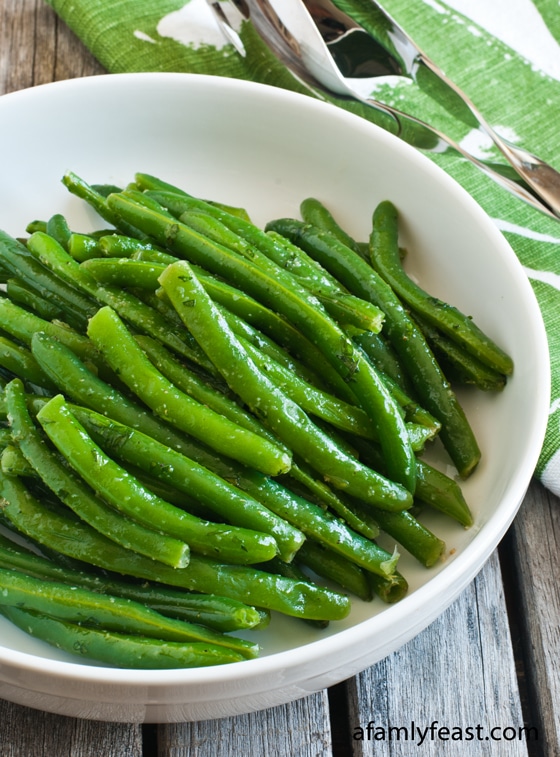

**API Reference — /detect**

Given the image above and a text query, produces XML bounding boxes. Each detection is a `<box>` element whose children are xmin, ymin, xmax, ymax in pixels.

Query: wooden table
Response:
<box><xmin>0</xmin><ymin>2</ymin><xmax>558</xmax><ymax>755</ymax></box>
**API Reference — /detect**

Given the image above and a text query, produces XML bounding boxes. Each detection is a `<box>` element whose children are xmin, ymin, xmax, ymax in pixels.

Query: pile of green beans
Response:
<box><xmin>0</xmin><ymin>171</ymin><xmax>512</xmax><ymax>670</ymax></box>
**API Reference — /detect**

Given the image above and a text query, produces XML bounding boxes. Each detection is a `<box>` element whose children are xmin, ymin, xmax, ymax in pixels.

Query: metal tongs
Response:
<box><xmin>208</xmin><ymin>0</ymin><xmax>560</xmax><ymax>221</ymax></box>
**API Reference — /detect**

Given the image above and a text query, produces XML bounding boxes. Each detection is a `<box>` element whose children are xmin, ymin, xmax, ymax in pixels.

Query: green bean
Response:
<box><xmin>193</xmin><ymin>266</ymin><xmax>357</xmax><ymax>401</ymax></box>
<box><xmin>239</xmin><ymin>336</ymin><xmax>431</xmax><ymax>449</ymax></box>
<box><xmin>28</xmin><ymin>330</ymin><xmax>291</xmax><ymax>503</ymax></box>
<box><xmin>62</xmin><ymin>171</ymin><xmax>145</xmax><ymax>238</ymax></box>
<box><xmin>214</xmin><ymin>302</ymin><xmax>328</xmax><ymax>389</ymax></box>
<box><xmin>144</xmin><ymin>188</ymin><xmax>340</xmax><ymax>291</ymax></box>
<box><xmin>0</xmin><ymin>607</ymin><xmax>247</xmax><ymax>668</ymax></box>
<box><xmin>5</xmin><ymin>432</ymin><xmax>207</xmax><ymax>505</ymax></box>
<box><xmin>84</xmin><ymin>254</ymin><xmax>356</xmax><ymax>400</ymax></box>
<box><xmin>310</xmin><ymin>288</ymin><xmax>385</xmax><ymax>332</ymax></box>
<box><xmin>295</xmin><ymin>540</ymin><xmax>372</xmax><ymax>601</ymax></box>
<box><xmin>134</xmin><ymin>333</ymin><xmax>281</xmax><ymax>444</ymax></box>
<box><xmin>352</xmin><ymin>330</ymin><xmax>410</xmax><ymax>391</ymax></box>
<box><xmin>36</xmin><ymin>394</ymin><xmax>280</xmax><ymax>565</ymax></box>
<box><xmin>133</xmin><ymin>247</ymin><xmax>177</xmax><ymax>264</ymax></box>
<box><xmin>179</xmin><ymin>207</ymin><xmax>385</xmax><ymax>333</ymax></box>
<box><xmin>24</xmin><ymin>231</ymin><xmax>214</xmax><ymax>371</ymax></box>
<box><xmin>159</xmin><ymin>260</ymin><xmax>412</xmax><ymax>512</ymax></box>
<box><xmin>91</xmin><ymin>182</ymin><xmax>124</xmax><ymax>198</ymax></box>
<box><xmin>1</xmin><ymin>445</ymin><xmax>36</xmax><ymax>477</ymax></box>
<box><xmin>5</xmin><ymin>379</ymin><xmax>192</xmax><ymax>568</ymax></box>
<box><xmin>0</xmin><ymin>399</ymin><xmax>10</xmax><ymax>422</ymax></box>
<box><xmin>18</xmin><ymin>287</ymin><xmax>89</xmax><ymax>333</ymax></box>
<box><xmin>124</xmin><ymin>464</ymin><xmax>217</xmax><ymax>518</ymax></box>
<box><xmin>63</xmin><ymin>386</ymin><xmax>398</xmax><ymax>579</ymax></box>
<box><xmin>9</xmin><ymin>280</ymin><xmax>89</xmax><ymax>333</ymax></box>
<box><xmin>0</xmin><ymin>230</ymin><xmax>97</xmax><ymax>329</ymax></box>
<box><xmin>174</xmin><ymin>201</ymin><xmax>385</xmax><ymax>335</ymax></box>
<box><xmin>208</xmin><ymin>201</ymin><xmax>251</xmax><ymax>221</ymax></box>
<box><xmin>45</xmin><ymin>214</ymin><xmax>72</xmax><ymax>250</ymax></box>
<box><xmin>0</xmin><ymin>297</ymin><xmax>95</xmax><ymax>362</ymax></box>
<box><xmin>0</xmin><ymin>566</ymin><xmax>258</xmax><ymax>658</ymax></box>
<box><xmin>374</xmin><ymin>369</ymin><xmax>442</xmax><ymax>433</ymax></box>
<box><xmin>372</xmin><ymin>509</ymin><xmax>445</xmax><ymax>567</ymax></box>
<box><xmin>253</xmin><ymin>555</ymin><xmax>329</xmax><ymax>629</ymax></box>
<box><xmin>106</xmin><ymin>193</ymin><xmax>417</xmax><ymax>493</ymax></box>
<box><xmin>415</xmin><ymin>314</ymin><xmax>507</xmax><ymax>392</ymax></box>
<box><xmin>99</xmin><ymin>234</ymin><xmax>164</xmax><ymax>257</ymax></box>
<box><xmin>0</xmin><ymin>335</ymin><xmax>56</xmax><ymax>391</ymax></box>
<box><xmin>12</xmin><ymin>180</ymin><xmax>479</xmax><ymax>620</ymax></box>
<box><xmin>140</xmin><ymin>322</ymin><xmax>368</xmax><ymax>449</ymax></box>
<box><xmin>369</xmin><ymin>200</ymin><xmax>513</xmax><ymax>376</ymax></box>
<box><xmin>5</xmin><ymin>278</ymin><xmax>65</xmax><ymax>321</ymax></box>
<box><xmin>155</xmin><ymin>264</ymin><xmax>356</xmax><ymax>401</ymax></box>
<box><xmin>64</xmin><ymin>402</ymin><xmax>305</xmax><ymax>563</ymax></box>
<box><xmin>266</xmin><ymin>216</ymin><xmax>481</xmax><ymax>478</ymax></box>
<box><xmin>140</xmin><ymin>271</ymin><xmax>319</xmax><ymax>390</ymax></box>
<box><xmin>168</xmin><ymin>554</ymin><xmax>351</xmax><ymax>621</ymax></box>
<box><xmin>402</xmin><ymin>423</ymin><xmax>438</xmax><ymax>452</ymax></box>
<box><xmin>0</xmin><ymin>533</ymin><xmax>267</xmax><ymax>632</ymax></box>
<box><xmin>368</xmin><ymin>569</ymin><xmax>409</xmax><ymax>604</ymax></box>
<box><xmin>67</xmin><ymin>233</ymin><xmax>103</xmax><ymax>262</ymax></box>
<box><xmin>264</xmin><ymin>229</ymin><xmax>344</xmax><ymax>289</ymax></box>
<box><xmin>414</xmin><ymin>460</ymin><xmax>473</xmax><ymax>527</ymax></box>
<box><xmin>348</xmin><ymin>435</ymin><xmax>473</xmax><ymax>527</ymax></box>
<box><xmin>0</xmin><ymin>472</ymin><xmax>350</xmax><ymax>620</ymax></box>
<box><xmin>86</xmin><ymin>306</ymin><xmax>292</xmax><ymax>476</ymax></box>
<box><xmin>121</xmin><ymin>187</ymin><xmax>180</xmax><ymax>217</ymax></box>
<box><xmin>133</xmin><ymin>172</ymin><xmax>192</xmax><ymax>195</ymax></box>
<box><xmin>133</xmin><ymin>177</ymin><xmax>252</xmax><ymax>222</ymax></box>
<box><xmin>238</xmin><ymin>337</ymin><xmax>371</xmax><ymax>435</ymax></box>
<box><xmin>28</xmin><ymin>331</ymin><xmax>203</xmax><ymax>444</ymax></box>
<box><xmin>286</xmin><ymin>451</ymin><xmax>444</xmax><ymax>567</ymax></box>
<box><xmin>25</xmin><ymin>219</ymin><xmax>47</xmax><ymax>234</ymax></box>
<box><xmin>282</xmin><ymin>460</ymin><xmax>380</xmax><ymax>541</ymax></box>
<box><xmin>300</xmin><ymin>197</ymin><xmax>367</xmax><ymax>258</ymax></box>
<box><xmin>82</xmin><ymin>256</ymin><xmax>165</xmax><ymax>289</ymax></box>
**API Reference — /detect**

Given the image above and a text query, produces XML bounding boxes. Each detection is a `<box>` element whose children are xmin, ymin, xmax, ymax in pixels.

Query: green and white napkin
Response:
<box><xmin>45</xmin><ymin>0</ymin><xmax>560</xmax><ymax>494</ymax></box>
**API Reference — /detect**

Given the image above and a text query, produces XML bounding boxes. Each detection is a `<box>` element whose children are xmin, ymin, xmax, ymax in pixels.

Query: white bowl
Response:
<box><xmin>0</xmin><ymin>72</ymin><xmax>549</xmax><ymax>722</ymax></box>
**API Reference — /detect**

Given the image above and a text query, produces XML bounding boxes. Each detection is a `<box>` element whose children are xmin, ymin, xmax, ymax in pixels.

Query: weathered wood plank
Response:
<box><xmin>346</xmin><ymin>550</ymin><xmax>531</xmax><ymax>756</ymax></box>
<box><xmin>157</xmin><ymin>691</ymin><xmax>334</xmax><ymax>757</ymax></box>
<box><xmin>0</xmin><ymin>699</ymin><xmax>143</xmax><ymax>757</ymax></box>
<box><xmin>0</xmin><ymin>0</ymin><xmax>104</xmax><ymax>96</ymax></box>
<box><xmin>509</xmin><ymin>479</ymin><xmax>560</xmax><ymax>756</ymax></box>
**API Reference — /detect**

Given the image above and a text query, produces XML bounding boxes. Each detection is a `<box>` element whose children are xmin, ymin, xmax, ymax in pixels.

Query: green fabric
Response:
<box><xmin>46</xmin><ymin>0</ymin><xmax>560</xmax><ymax>491</ymax></box>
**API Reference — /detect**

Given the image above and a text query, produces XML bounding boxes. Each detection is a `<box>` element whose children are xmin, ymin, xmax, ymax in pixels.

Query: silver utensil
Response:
<box><xmin>208</xmin><ymin>0</ymin><xmax>560</xmax><ymax>220</ymax></box>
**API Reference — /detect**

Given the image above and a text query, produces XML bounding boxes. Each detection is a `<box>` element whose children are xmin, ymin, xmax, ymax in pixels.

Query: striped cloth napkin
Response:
<box><xmin>45</xmin><ymin>0</ymin><xmax>560</xmax><ymax>494</ymax></box>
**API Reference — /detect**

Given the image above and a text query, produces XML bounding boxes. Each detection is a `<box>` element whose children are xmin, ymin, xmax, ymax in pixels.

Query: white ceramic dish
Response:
<box><xmin>0</xmin><ymin>72</ymin><xmax>549</xmax><ymax>723</ymax></box>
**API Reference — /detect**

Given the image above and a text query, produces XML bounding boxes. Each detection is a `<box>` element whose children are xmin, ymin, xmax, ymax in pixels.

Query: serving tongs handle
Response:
<box><xmin>303</xmin><ymin>0</ymin><xmax>560</xmax><ymax>221</ymax></box>
<box><xmin>209</xmin><ymin>0</ymin><xmax>560</xmax><ymax>220</ymax></box>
